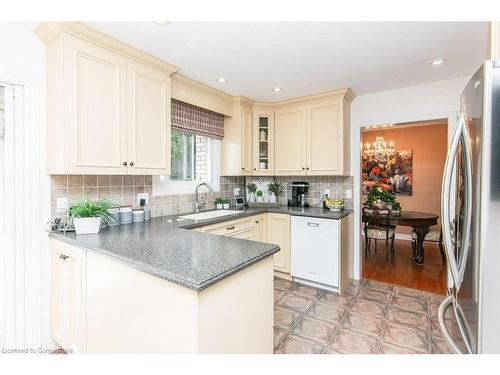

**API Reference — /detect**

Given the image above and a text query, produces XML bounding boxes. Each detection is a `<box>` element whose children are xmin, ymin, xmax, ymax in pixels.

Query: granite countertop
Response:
<box><xmin>49</xmin><ymin>206</ymin><xmax>353</xmax><ymax>291</ymax></box>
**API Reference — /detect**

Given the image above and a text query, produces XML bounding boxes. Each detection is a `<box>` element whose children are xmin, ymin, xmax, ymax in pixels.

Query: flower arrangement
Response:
<box><xmin>363</xmin><ymin>186</ymin><xmax>401</xmax><ymax>211</ymax></box>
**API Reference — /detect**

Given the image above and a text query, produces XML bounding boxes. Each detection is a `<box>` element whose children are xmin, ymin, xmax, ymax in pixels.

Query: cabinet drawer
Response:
<box><xmin>203</xmin><ymin>217</ymin><xmax>255</xmax><ymax>236</ymax></box>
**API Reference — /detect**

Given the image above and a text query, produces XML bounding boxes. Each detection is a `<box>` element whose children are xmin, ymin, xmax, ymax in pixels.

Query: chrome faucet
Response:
<box><xmin>195</xmin><ymin>182</ymin><xmax>215</xmax><ymax>212</ymax></box>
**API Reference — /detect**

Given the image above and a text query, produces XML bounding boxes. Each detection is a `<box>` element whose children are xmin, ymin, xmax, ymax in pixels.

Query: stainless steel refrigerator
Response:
<box><xmin>439</xmin><ymin>60</ymin><xmax>500</xmax><ymax>354</ymax></box>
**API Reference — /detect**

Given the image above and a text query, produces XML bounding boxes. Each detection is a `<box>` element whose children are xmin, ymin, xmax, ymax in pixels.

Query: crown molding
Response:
<box><xmin>35</xmin><ymin>22</ymin><xmax>179</xmax><ymax>74</ymax></box>
<box><xmin>171</xmin><ymin>73</ymin><xmax>234</xmax><ymax>103</ymax></box>
<box><xmin>254</xmin><ymin>87</ymin><xmax>356</xmax><ymax>107</ymax></box>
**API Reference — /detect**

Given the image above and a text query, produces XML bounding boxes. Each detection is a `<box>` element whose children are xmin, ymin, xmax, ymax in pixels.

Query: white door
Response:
<box><xmin>64</xmin><ymin>35</ymin><xmax>128</xmax><ymax>174</ymax></box>
<box><xmin>126</xmin><ymin>61</ymin><xmax>171</xmax><ymax>175</ymax></box>
<box><xmin>291</xmin><ymin>216</ymin><xmax>339</xmax><ymax>287</ymax></box>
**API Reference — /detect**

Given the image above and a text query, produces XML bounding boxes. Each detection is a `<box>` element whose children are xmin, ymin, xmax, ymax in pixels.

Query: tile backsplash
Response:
<box><xmin>245</xmin><ymin>176</ymin><xmax>354</xmax><ymax>209</ymax></box>
<box><xmin>50</xmin><ymin>175</ymin><xmax>245</xmax><ymax>220</ymax></box>
<box><xmin>50</xmin><ymin>174</ymin><xmax>352</xmax><ymax>220</ymax></box>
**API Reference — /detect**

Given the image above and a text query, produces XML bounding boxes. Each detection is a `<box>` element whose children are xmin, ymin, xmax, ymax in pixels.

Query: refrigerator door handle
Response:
<box><xmin>441</xmin><ymin>114</ymin><xmax>464</xmax><ymax>287</ymax></box>
<box><xmin>457</xmin><ymin>120</ymin><xmax>473</xmax><ymax>286</ymax></box>
<box><xmin>438</xmin><ymin>295</ymin><xmax>465</xmax><ymax>354</ymax></box>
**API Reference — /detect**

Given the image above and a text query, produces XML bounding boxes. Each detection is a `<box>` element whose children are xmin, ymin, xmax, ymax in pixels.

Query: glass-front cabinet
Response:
<box><xmin>253</xmin><ymin>108</ymin><xmax>275</xmax><ymax>175</ymax></box>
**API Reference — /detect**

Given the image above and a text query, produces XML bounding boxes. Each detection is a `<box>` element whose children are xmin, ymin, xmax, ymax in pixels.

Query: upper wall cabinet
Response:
<box><xmin>222</xmin><ymin>89</ymin><xmax>354</xmax><ymax>177</ymax></box>
<box><xmin>253</xmin><ymin>107</ymin><xmax>275</xmax><ymax>175</ymax></box>
<box><xmin>126</xmin><ymin>61</ymin><xmax>171</xmax><ymax>174</ymax></box>
<box><xmin>274</xmin><ymin>105</ymin><xmax>307</xmax><ymax>175</ymax></box>
<box><xmin>221</xmin><ymin>97</ymin><xmax>254</xmax><ymax>176</ymax></box>
<box><xmin>37</xmin><ymin>23</ymin><xmax>177</xmax><ymax>175</ymax></box>
<box><xmin>274</xmin><ymin>91</ymin><xmax>353</xmax><ymax>176</ymax></box>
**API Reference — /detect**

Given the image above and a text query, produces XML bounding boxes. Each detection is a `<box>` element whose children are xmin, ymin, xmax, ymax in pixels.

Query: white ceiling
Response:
<box><xmin>87</xmin><ymin>22</ymin><xmax>489</xmax><ymax>101</ymax></box>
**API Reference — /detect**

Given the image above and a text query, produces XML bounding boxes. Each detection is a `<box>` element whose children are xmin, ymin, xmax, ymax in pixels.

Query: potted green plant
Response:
<box><xmin>256</xmin><ymin>190</ymin><xmax>264</xmax><ymax>203</ymax></box>
<box><xmin>214</xmin><ymin>198</ymin><xmax>223</xmax><ymax>210</ymax></box>
<box><xmin>223</xmin><ymin>198</ymin><xmax>231</xmax><ymax>210</ymax></box>
<box><xmin>69</xmin><ymin>199</ymin><xmax>117</xmax><ymax>235</ymax></box>
<box><xmin>267</xmin><ymin>177</ymin><xmax>284</xmax><ymax>203</ymax></box>
<box><xmin>247</xmin><ymin>183</ymin><xmax>257</xmax><ymax>203</ymax></box>
<box><xmin>363</xmin><ymin>186</ymin><xmax>402</xmax><ymax>215</ymax></box>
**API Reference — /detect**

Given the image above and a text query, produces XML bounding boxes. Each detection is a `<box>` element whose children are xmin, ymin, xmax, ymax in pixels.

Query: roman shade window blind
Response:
<box><xmin>171</xmin><ymin>99</ymin><xmax>224</xmax><ymax>140</ymax></box>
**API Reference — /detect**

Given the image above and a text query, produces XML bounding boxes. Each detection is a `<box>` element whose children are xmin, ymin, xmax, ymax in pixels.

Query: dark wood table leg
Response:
<box><xmin>411</xmin><ymin>225</ymin><xmax>430</xmax><ymax>265</ymax></box>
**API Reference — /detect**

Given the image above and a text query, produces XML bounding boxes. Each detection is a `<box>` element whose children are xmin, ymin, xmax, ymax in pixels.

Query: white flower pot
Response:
<box><xmin>216</xmin><ymin>204</ymin><xmax>223</xmax><ymax>210</ymax></box>
<box><xmin>73</xmin><ymin>217</ymin><xmax>102</xmax><ymax>235</ymax></box>
<box><xmin>223</xmin><ymin>203</ymin><xmax>230</xmax><ymax>209</ymax></box>
<box><xmin>269</xmin><ymin>193</ymin><xmax>277</xmax><ymax>203</ymax></box>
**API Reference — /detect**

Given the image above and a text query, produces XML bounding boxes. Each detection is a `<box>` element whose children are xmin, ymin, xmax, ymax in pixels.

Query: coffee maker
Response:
<box><xmin>288</xmin><ymin>182</ymin><xmax>310</xmax><ymax>207</ymax></box>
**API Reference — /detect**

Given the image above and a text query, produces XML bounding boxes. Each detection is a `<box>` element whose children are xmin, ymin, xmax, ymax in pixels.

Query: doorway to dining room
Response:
<box><xmin>360</xmin><ymin>119</ymin><xmax>448</xmax><ymax>295</ymax></box>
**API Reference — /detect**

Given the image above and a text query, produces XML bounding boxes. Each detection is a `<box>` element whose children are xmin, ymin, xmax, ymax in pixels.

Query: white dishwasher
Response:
<box><xmin>291</xmin><ymin>216</ymin><xmax>339</xmax><ymax>290</ymax></box>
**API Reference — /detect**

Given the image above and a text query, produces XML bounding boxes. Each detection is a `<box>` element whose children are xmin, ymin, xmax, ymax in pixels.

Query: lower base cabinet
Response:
<box><xmin>266</xmin><ymin>213</ymin><xmax>291</xmax><ymax>274</ymax></box>
<box><xmin>51</xmin><ymin>239</ymin><xmax>86</xmax><ymax>354</ymax></box>
<box><xmin>50</xmin><ymin>238</ymin><xmax>274</xmax><ymax>353</ymax></box>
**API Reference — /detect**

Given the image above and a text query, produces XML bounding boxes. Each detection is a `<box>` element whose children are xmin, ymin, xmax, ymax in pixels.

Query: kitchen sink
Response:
<box><xmin>179</xmin><ymin>210</ymin><xmax>242</xmax><ymax>221</ymax></box>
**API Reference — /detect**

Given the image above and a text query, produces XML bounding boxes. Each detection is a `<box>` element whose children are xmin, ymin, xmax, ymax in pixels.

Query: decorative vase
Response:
<box><xmin>73</xmin><ymin>217</ymin><xmax>102</xmax><ymax>235</ymax></box>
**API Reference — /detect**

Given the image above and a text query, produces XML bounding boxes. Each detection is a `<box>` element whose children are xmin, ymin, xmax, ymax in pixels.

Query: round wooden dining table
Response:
<box><xmin>362</xmin><ymin>210</ymin><xmax>439</xmax><ymax>265</ymax></box>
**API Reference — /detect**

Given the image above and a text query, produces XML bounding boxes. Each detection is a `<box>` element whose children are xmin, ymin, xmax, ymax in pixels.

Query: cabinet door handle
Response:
<box><xmin>130</xmin><ymin>162</ymin><xmax>134</xmax><ymax>167</ymax></box>
<box><xmin>123</xmin><ymin>161</ymin><xmax>128</xmax><ymax>166</ymax></box>
<box><xmin>255</xmin><ymin>221</ymin><xmax>259</xmax><ymax>224</ymax></box>
<box><xmin>59</xmin><ymin>253</ymin><xmax>69</xmax><ymax>260</ymax></box>
<box><xmin>307</xmin><ymin>222</ymin><xmax>319</xmax><ymax>227</ymax></box>
<box><xmin>226</xmin><ymin>225</ymin><xmax>235</xmax><ymax>230</ymax></box>
<box><xmin>306</xmin><ymin>167</ymin><xmax>310</xmax><ymax>170</ymax></box>
<box><xmin>302</xmin><ymin>167</ymin><xmax>305</xmax><ymax>170</ymax></box>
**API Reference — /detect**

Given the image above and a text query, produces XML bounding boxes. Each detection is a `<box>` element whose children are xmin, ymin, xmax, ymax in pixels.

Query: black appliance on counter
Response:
<box><xmin>288</xmin><ymin>182</ymin><xmax>310</xmax><ymax>207</ymax></box>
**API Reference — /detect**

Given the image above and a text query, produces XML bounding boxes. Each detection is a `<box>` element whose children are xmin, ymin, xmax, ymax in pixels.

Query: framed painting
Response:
<box><xmin>362</xmin><ymin>148</ymin><xmax>413</xmax><ymax>196</ymax></box>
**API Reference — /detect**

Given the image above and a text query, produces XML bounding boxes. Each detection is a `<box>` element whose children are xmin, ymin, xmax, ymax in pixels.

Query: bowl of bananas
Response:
<box><xmin>325</xmin><ymin>197</ymin><xmax>345</xmax><ymax>211</ymax></box>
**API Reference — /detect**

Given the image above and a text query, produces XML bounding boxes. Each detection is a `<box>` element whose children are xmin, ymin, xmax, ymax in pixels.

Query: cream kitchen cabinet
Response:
<box><xmin>254</xmin><ymin>214</ymin><xmax>268</xmax><ymax>242</ymax></box>
<box><xmin>51</xmin><ymin>239</ymin><xmax>87</xmax><ymax>354</ymax></box>
<box><xmin>273</xmin><ymin>90</ymin><xmax>353</xmax><ymax>176</ymax></box>
<box><xmin>38</xmin><ymin>24</ymin><xmax>175</xmax><ymax>175</ymax></box>
<box><xmin>267</xmin><ymin>213</ymin><xmax>291</xmax><ymax>274</ymax></box>
<box><xmin>221</xmin><ymin>97</ymin><xmax>254</xmax><ymax>176</ymax></box>
<box><xmin>306</xmin><ymin>97</ymin><xmax>349</xmax><ymax>175</ymax></box>
<box><xmin>253</xmin><ymin>108</ymin><xmax>275</xmax><ymax>175</ymax></box>
<box><xmin>274</xmin><ymin>105</ymin><xmax>307</xmax><ymax>175</ymax></box>
<box><xmin>126</xmin><ymin>61</ymin><xmax>171</xmax><ymax>174</ymax></box>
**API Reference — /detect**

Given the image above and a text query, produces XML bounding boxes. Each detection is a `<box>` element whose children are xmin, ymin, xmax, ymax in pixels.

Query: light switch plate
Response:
<box><xmin>345</xmin><ymin>189</ymin><xmax>353</xmax><ymax>199</ymax></box>
<box><xmin>137</xmin><ymin>193</ymin><xmax>149</xmax><ymax>205</ymax></box>
<box><xmin>233</xmin><ymin>188</ymin><xmax>240</xmax><ymax>197</ymax></box>
<box><xmin>56</xmin><ymin>197</ymin><xmax>68</xmax><ymax>212</ymax></box>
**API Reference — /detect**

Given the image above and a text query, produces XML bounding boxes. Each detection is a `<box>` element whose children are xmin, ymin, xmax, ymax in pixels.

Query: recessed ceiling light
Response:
<box><xmin>272</xmin><ymin>87</ymin><xmax>282</xmax><ymax>93</ymax></box>
<box><xmin>430</xmin><ymin>58</ymin><xmax>446</xmax><ymax>66</ymax></box>
<box><xmin>216</xmin><ymin>77</ymin><xmax>227</xmax><ymax>83</ymax></box>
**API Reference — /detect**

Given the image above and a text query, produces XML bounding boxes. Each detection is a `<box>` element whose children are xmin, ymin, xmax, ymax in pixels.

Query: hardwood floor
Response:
<box><xmin>362</xmin><ymin>239</ymin><xmax>447</xmax><ymax>295</ymax></box>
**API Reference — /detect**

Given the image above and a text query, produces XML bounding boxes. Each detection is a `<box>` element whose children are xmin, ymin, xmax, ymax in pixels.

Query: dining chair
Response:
<box><xmin>411</xmin><ymin>227</ymin><xmax>446</xmax><ymax>265</ymax></box>
<box><xmin>362</xmin><ymin>207</ymin><xmax>396</xmax><ymax>259</ymax></box>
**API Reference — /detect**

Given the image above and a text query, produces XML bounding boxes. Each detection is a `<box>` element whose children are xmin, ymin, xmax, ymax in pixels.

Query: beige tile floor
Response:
<box><xmin>274</xmin><ymin>277</ymin><xmax>465</xmax><ymax>354</ymax></box>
